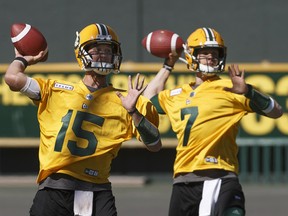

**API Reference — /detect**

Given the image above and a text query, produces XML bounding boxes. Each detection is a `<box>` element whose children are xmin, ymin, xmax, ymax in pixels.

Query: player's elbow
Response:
<box><xmin>266</xmin><ymin>103</ymin><xmax>283</xmax><ymax>119</ymax></box>
<box><xmin>4</xmin><ymin>73</ymin><xmax>21</xmax><ymax>91</ymax></box>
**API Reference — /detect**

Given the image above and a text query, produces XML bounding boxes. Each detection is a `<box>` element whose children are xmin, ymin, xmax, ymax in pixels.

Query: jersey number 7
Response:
<box><xmin>181</xmin><ymin>107</ymin><xmax>198</xmax><ymax>146</ymax></box>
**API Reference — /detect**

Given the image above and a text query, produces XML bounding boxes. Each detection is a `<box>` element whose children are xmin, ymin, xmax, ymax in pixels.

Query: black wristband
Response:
<box><xmin>163</xmin><ymin>58</ymin><xmax>174</xmax><ymax>72</ymax></box>
<box><xmin>244</xmin><ymin>84</ymin><xmax>271</xmax><ymax>111</ymax></box>
<box><xmin>163</xmin><ymin>64</ymin><xmax>173</xmax><ymax>72</ymax></box>
<box><xmin>244</xmin><ymin>84</ymin><xmax>254</xmax><ymax>99</ymax></box>
<box><xmin>14</xmin><ymin>57</ymin><xmax>28</xmax><ymax>68</ymax></box>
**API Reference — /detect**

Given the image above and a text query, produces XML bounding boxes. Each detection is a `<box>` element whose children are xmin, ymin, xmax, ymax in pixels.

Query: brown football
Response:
<box><xmin>11</xmin><ymin>23</ymin><xmax>48</xmax><ymax>61</ymax></box>
<box><xmin>142</xmin><ymin>29</ymin><xmax>184</xmax><ymax>58</ymax></box>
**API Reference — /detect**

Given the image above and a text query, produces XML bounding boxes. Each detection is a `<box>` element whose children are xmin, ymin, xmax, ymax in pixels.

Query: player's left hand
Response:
<box><xmin>116</xmin><ymin>73</ymin><xmax>147</xmax><ymax>113</ymax></box>
<box><xmin>224</xmin><ymin>64</ymin><xmax>248</xmax><ymax>94</ymax></box>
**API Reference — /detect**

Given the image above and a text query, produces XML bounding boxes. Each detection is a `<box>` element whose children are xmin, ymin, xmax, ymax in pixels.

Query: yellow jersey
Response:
<box><xmin>33</xmin><ymin>78</ymin><xmax>158</xmax><ymax>184</ymax></box>
<box><xmin>152</xmin><ymin>78</ymin><xmax>253</xmax><ymax>177</ymax></box>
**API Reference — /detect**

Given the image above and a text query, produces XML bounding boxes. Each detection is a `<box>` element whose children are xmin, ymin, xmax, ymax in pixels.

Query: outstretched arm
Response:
<box><xmin>226</xmin><ymin>64</ymin><xmax>283</xmax><ymax>119</ymax></box>
<box><xmin>116</xmin><ymin>73</ymin><xmax>162</xmax><ymax>152</ymax></box>
<box><xmin>143</xmin><ymin>53</ymin><xmax>179</xmax><ymax>99</ymax></box>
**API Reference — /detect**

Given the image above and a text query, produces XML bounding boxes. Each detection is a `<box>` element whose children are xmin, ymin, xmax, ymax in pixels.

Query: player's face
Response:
<box><xmin>197</xmin><ymin>48</ymin><xmax>219</xmax><ymax>67</ymax></box>
<box><xmin>88</xmin><ymin>44</ymin><xmax>113</xmax><ymax>63</ymax></box>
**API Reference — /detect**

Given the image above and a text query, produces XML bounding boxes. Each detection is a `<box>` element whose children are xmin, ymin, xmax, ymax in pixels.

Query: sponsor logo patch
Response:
<box><xmin>85</xmin><ymin>168</ymin><xmax>98</xmax><ymax>177</ymax></box>
<box><xmin>205</xmin><ymin>156</ymin><xmax>218</xmax><ymax>164</ymax></box>
<box><xmin>170</xmin><ymin>88</ymin><xmax>182</xmax><ymax>96</ymax></box>
<box><xmin>54</xmin><ymin>82</ymin><xmax>74</xmax><ymax>90</ymax></box>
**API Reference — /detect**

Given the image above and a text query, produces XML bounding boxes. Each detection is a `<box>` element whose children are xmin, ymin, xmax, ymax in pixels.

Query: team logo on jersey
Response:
<box><xmin>86</xmin><ymin>94</ymin><xmax>93</xmax><ymax>100</ymax></box>
<box><xmin>186</xmin><ymin>99</ymin><xmax>191</xmax><ymax>105</ymax></box>
<box><xmin>54</xmin><ymin>82</ymin><xmax>74</xmax><ymax>90</ymax></box>
<box><xmin>82</xmin><ymin>103</ymin><xmax>88</xmax><ymax>109</ymax></box>
<box><xmin>170</xmin><ymin>88</ymin><xmax>182</xmax><ymax>96</ymax></box>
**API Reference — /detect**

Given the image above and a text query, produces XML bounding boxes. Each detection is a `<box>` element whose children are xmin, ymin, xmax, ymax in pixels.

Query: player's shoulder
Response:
<box><xmin>165</xmin><ymin>83</ymin><xmax>191</xmax><ymax>96</ymax></box>
<box><xmin>210</xmin><ymin>77</ymin><xmax>232</xmax><ymax>88</ymax></box>
<box><xmin>34</xmin><ymin>77</ymin><xmax>75</xmax><ymax>86</ymax></box>
<box><xmin>36</xmin><ymin>78</ymin><xmax>86</xmax><ymax>94</ymax></box>
<box><xmin>216</xmin><ymin>77</ymin><xmax>231</xmax><ymax>84</ymax></box>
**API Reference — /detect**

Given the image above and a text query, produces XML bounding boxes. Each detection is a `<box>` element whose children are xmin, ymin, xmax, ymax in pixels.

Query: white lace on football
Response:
<box><xmin>11</xmin><ymin>24</ymin><xmax>31</xmax><ymax>43</ymax></box>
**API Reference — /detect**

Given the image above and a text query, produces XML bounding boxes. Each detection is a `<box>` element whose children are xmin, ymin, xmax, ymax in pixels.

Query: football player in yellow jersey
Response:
<box><xmin>144</xmin><ymin>27</ymin><xmax>283</xmax><ymax>216</ymax></box>
<box><xmin>5</xmin><ymin>23</ymin><xmax>162</xmax><ymax>216</ymax></box>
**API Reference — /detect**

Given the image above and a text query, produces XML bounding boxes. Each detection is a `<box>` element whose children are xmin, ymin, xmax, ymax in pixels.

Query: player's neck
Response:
<box><xmin>83</xmin><ymin>72</ymin><xmax>108</xmax><ymax>89</ymax></box>
<box><xmin>193</xmin><ymin>73</ymin><xmax>219</xmax><ymax>89</ymax></box>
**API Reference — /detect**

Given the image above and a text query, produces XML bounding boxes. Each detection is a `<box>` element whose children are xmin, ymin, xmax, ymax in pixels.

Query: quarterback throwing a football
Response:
<box><xmin>5</xmin><ymin>23</ymin><xmax>162</xmax><ymax>216</ymax></box>
<box><xmin>144</xmin><ymin>27</ymin><xmax>283</xmax><ymax>216</ymax></box>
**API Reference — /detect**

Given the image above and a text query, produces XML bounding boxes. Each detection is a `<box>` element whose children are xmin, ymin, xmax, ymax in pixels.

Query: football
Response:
<box><xmin>10</xmin><ymin>23</ymin><xmax>48</xmax><ymax>61</ymax></box>
<box><xmin>142</xmin><ymin>30</ymin><xmax>184</xmax><ymax>58</ymax></box>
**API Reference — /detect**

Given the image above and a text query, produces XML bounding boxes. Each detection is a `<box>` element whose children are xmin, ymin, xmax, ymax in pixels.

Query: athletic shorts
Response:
<box><xmin>29</xmin><ymin>188</ymin><xmax>117</xmax><ymax>216</ymax></box>
<box><xmin>168</xmin><ymin>178</ymin><xmax>245</xmax><ymax>216</ymax></box>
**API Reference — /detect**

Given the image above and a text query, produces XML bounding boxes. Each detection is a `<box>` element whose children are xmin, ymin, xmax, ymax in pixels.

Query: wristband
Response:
<box><xmin>136</xmin><ymin>116</ymin><xmax>160</xmax><ymax>146</ymax></box>
<box><xmin>14</xmin><ymin>57</ymin><xmax>28</xmax><ymax>68</ymax></box>
<box><xmin>162</xmin><ymin>64</ymin><xmax>173</xmax><ymax>72</ymax></box>
<box><xmin>244</xmin><ymin>84</ymin><xmax>273</xmax><ymax>112</ymax></box>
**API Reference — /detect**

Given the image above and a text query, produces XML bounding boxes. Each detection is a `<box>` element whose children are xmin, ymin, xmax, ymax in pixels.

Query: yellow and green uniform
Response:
<box><xmin>151</xmin><ymin>78</ymin><xmax>253</xmax><ymax>177</ymax></box>
<box><xmin>33</xmin><ymin>78</ymin><xmax>158</xmax><ymax>184</ymax></box>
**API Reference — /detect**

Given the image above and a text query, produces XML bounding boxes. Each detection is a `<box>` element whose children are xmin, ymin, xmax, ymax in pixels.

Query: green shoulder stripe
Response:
<box><xmin>150</xmin><ymin>95</ymin><xmax>165</xmax><ymax>114</ymax></box>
